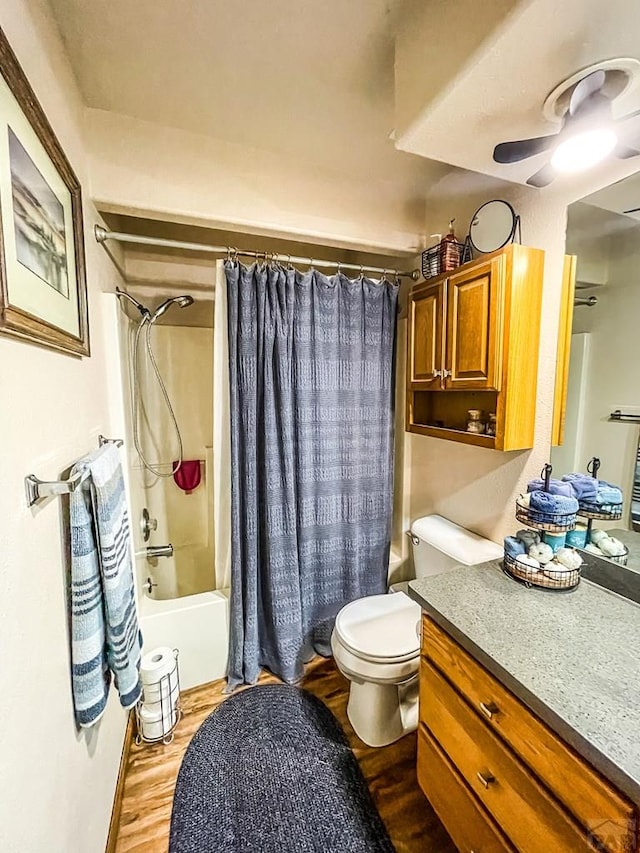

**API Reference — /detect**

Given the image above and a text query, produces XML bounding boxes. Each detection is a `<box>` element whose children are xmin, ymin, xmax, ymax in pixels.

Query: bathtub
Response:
<box><xmin>139</xmin><ymin>587</ymin><xmax>230</xmax><ymax>690</ymax></box>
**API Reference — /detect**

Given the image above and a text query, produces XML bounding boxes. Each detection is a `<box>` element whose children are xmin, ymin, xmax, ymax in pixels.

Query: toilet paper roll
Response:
<box><xmin>140</xmin><ymin>647</ymin><xmax>176</xmax><ymax>685</ymax></box>
<box><xmin>143</xmin><ymin>677</ymin><xmax>179</xmax><ymax>708</ymax></box>
<box><xmin>139</xmin><ymin>702</ymin><xmax>178</xmax><ymax>741</ymax></box>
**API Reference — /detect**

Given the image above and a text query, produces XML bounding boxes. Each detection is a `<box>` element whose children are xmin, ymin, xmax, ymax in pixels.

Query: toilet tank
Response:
<box><xmin>410</xmin><ymin>515</ymin><xmax>503</xmax><ymax>578</ymax></box>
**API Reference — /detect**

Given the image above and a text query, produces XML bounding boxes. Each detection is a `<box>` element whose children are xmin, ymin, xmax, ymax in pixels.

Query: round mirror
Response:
<box><xmin>469</xmin><ymin>200</ymin><xmax>518</xmax><ymax>253</ymax></box>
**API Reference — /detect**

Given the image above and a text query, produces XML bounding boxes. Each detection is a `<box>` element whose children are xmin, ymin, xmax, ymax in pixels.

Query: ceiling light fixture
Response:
<box><xmin>550</xmin><ymin>128</ymin><xmax>618</xmax><ymax>173</ymax></box>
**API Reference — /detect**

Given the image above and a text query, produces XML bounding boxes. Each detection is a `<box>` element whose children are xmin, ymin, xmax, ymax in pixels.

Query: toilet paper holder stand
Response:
<box><xmin>134</xmin><ymin>648</ymin><xmax>182</xmax><ymax>746</ymax></box>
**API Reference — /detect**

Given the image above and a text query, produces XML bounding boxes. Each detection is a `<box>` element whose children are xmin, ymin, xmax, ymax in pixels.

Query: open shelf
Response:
<box><xmin>407</xmin><ymin>390</ymin><xmax>498</xmax><ymax>449</ymax></box>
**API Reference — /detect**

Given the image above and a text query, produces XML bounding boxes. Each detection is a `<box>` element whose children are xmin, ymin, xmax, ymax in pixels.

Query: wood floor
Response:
<box><xmin>114</xmin><ymin>658</ymin><xmax>456</xmax><ymax>853</ymax></box>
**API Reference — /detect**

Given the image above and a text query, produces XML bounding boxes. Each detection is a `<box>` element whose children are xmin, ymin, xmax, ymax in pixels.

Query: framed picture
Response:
<box><xmin>0</xmin><ymin>25</ymin><xmax>89</xmax><ymax>356</ymax></box>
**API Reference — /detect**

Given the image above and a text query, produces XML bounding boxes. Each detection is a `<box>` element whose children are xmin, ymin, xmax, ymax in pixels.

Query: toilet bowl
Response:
<box><xmin>331</xmin><ymin>515</ymin><xmax>503</xmax><ymax>747</ymax></box>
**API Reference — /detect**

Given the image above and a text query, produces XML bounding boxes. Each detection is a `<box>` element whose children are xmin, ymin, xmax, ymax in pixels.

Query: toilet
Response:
<box><xmin>331</xmin><ymin>515</ymin><xmax>503</xmax><ymax>747</ymax></box>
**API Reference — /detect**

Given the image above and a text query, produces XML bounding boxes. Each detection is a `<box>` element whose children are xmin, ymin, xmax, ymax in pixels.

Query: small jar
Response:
<box><xmin>466</xmin><ymin>409</ymin><xmax>485</xmax><ymax>434</ymax></box>
<box><xmin>485</xmin><ymin>413</ymin><xmax>497</xmax><ymax>437</ymax></box>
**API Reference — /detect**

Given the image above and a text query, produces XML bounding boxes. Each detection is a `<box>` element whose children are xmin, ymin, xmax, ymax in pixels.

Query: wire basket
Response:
<box><xmin>503</xmin><ymin>550</ymin><xmax>581</xmax><ymax>591</ymax></box>
<box><xmin>135</xmin><ymin>648</ymin><xmax>182</xmax><ymax>746</ymax></box>
<box><xmin>577</xmin><ymin>501</ymin><xmax>623</xmax><ymax>520</ymax></box>
<box><xmin>421</xmin><ymin>239</ymin><xmax>471</xmax><ymax>279</ymax></box>
<box><xmin>586</xmin><ymin>541</ymin><xmax>629</xmax><ymax>566</ymax></box>
<box><xmin>515</xmin><ymin>496</ymin><xmax>577</xmax><ymax>532</ymax></box>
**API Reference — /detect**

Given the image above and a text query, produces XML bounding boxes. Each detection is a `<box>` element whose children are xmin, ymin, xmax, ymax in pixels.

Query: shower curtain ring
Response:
<box><xmin>359</xmin><ymin>265</ymin><xmax>364</xmax><ymax>279</ymax></box>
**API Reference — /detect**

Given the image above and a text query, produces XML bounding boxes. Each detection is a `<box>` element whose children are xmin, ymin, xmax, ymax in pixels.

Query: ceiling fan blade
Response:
<box><xmin>614</xmin><ymin>142</ymin><xmax>640</xmax><ymax>159</ymax></box>
<box><xmin>569</xmin><ymin>70</ymin><xmax>606</xmax><ymax>116</ymax></box>
<box><xmin>526</xmin><ymin>163</ymin><xmax>557</xmax><ymax>188</ymax></box>
<box><xmin>493</xmin><ymin>135</ymin><xmax>556</xmax><ymax>164</ymax></box>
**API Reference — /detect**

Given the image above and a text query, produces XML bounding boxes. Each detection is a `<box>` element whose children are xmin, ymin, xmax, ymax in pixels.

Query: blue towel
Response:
<box><xmin>595</xmin><ymin>482</ymin><xmax>623</xmax><ymax>507</ymax></box>
<box><xmin>70</xmin><ymin>445</ymin><xmax>142</xmax><ymax>727</ymax></box>
<box><xmin>504</xmin><ymin>536</ymin><xmax>525</xmax><ymax>558</ymax></box>
<box><xmin>561</xmin><ymin>473</ymin><xmax>598</xmax><ymax>501</ymax></box>
<box><xmin>527</xmin><ymin>478</ymin><xmax>573</xmax><ymax>497</ymax></box>
<box><xmin>528</xmin><ymin>490</ymin><xmax>578</xmax><ymax>526</ymax></box>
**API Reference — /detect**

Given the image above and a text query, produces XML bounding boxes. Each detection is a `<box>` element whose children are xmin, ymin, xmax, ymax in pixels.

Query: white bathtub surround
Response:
<box><xmin>213</xmin><ymin>260</ymin><xmax>232</xmax><ymax>590</ymax></box>
<box><xmin>139</xmin><ymin>589</ymin><xmax>230</xmax><ymax>689</ymax></box>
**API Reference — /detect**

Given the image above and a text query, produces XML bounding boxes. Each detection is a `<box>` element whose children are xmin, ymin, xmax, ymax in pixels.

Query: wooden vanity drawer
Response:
<box><xmin>418</xmin><ymin>724</ymin><xmax>514</xmax><ymax>853</ymax></box>
<box><xmin>420</xmin><ymin>660</ymin><xmax>597</xmax><ymax>853</ymax></box>
<box><xmin>422</xmin><ymin>616</ymin><xmax>636</xmax><ymax>852</ymax></box>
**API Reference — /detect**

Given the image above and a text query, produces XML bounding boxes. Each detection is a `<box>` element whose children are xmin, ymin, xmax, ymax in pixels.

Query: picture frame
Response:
<box><xmin>0</xmin><ymin>25</ymin><xmax>89</xmax><ymax>357</ymax></box>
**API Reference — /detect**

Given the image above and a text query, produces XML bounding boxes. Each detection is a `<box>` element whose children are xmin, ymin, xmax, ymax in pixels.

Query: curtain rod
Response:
<box><xmin>94</xmin><ymin>226</ymin><xmax>421</xmax><ymax>280</ymax></box>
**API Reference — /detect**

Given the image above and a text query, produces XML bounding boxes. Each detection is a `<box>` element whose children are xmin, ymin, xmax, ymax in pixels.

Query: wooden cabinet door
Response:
<box><xmin>408</xmin><ymin>280</ymin><xmax>445</xmax><ymax>388</ymax></box>
<box><xmin>445</xmin><ymin>257</ymin><xmax>504</xmax><ymax>390</ymax></box>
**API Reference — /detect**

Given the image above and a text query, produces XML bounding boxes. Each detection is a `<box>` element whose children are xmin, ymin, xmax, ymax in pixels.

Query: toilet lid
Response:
<box><xmin>335</xmin><ymin>593</ymin><xmax>422</xmax><ymax>662</ymax></box>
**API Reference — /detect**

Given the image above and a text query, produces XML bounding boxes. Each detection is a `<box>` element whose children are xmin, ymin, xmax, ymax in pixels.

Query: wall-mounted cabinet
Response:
<box><xmin>406</xmin><ymin>244</ymin><xmax>544</xmax><ymax>451</ymax></box>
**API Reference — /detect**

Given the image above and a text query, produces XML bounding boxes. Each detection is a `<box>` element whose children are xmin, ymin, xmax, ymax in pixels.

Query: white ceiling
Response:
<box><xmin>48</xmin><ymin>0</ymin><xmax>451</xmax><ymax>190</ymax></box>
<box><xmin>394</xmin><ymin>0</ymin><xmax>640</xmax><ymax>194</ymax></box>
<box><xmin>48</xmin><ymin>0</ymin><xmax>640</xmax><ymax>213</ymax></box>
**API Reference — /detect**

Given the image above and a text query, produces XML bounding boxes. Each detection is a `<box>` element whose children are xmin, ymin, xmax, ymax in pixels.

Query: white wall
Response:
<box><xmin>0</xmin><ymin>2</ymin><xmax>129</xmax><ymax>851</ymax></box>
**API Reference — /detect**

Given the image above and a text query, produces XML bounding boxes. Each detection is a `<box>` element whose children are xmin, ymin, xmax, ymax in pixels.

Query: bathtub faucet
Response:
<box><xmin>145</xmin><ymin>544</ymin><xmax>174</xmax><ymax>560</ymax></box>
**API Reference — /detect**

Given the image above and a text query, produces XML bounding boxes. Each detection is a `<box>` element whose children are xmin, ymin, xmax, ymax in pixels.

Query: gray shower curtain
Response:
<box><xmin>225</xmin><ymin>261</ymin><xmax>398</xmax><ymax>689</ymax></box>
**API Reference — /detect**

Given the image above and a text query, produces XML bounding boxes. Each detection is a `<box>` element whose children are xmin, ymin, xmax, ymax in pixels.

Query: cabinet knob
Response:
<box><xmin>476</xmin><ymin>770</ymin><xmax>496</xmax><ymax>789</ymax></box>
<box><xmin>432</xmin><ymin>369</ymin><xmax>443</xmax><ymax>377</ymax></box>
<box><xmin>442</xmin><ymin>368</ymin><xmax>452</xmax><ymax>378</ymax></box>
<box><xmin>479</xmin><ymin>701</ymin><xmax>500</xmax><ymax>719</ymax></box>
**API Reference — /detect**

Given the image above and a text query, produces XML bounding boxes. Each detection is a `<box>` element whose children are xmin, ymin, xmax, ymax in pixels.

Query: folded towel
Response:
<box><xmin>561</xmin><ymin>473</ymin><xmax>598</xmax><ymax>501</ymax></box>
<box><xmin>504</xmin><ymin>536</ymin><xmax>526</xmax><ymax>558</ymax></box>
<box><xmin>515</xmin><ymin>529</ymin><xmax>540</xmax><ymax>549</ymax></box>
<box><xmin>589</xmin><ymin>528</ymin><xmax>608</xmax><ymax>544</ymax></box>
<box><xmin>594</xmin><ymin>483</ymin><xmax>623</xmax><ymax>507</ymax></box>
<box><xmin>555</xmin><ymin>547</ymin><xmax>583</xmax><ymax>570</ymax></box>
<box><xmin>598</xmin><ymin>537</ymin><xmax>626</xmax><ymax>557</ymax></box>
<box><xmin>529</xmin><ymin>490</ymin><xmax>579</xmax><ymax>517</ymax></box>
<box><xmin>527</xmin><ymin>478</ymin><xmax>573</xmax><ymax>497</ymax></box>
<box><xmin>516</xmin><ymin>554</ymin><xmax>541</xmax><ymax>570</ymax></box>
<box><xmin>529</xmin><ymin>542</ymin><xmax>554</xmax><ymax>564</ymax></box>
<box><xmin>70</xmin><ymin>445</ymin><xmax>143</xmax><ymax>727</ymax></box>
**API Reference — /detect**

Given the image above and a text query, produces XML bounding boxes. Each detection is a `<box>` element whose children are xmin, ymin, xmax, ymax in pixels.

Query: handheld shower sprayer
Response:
<box><xmin>151</xmin><ymin>294</ymin><xmax>195</xmax><ymax>323</ymax></box>
<box><xmin>116</xmin><ymin>287</ymin><xmax>151</xmax><ymax>320</ymax></box>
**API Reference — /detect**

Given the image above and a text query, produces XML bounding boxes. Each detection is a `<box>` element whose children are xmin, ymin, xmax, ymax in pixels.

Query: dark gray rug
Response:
<box><xmin>169</xmin><ymin>684</ymin><xmax>395</xmax><ymax>853</ymax></box>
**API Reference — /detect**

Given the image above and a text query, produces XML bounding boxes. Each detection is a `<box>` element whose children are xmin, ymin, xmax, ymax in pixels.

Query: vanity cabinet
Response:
<box><xmin>406</xmin><ymin>244</ymin><xmax>543</xmax><ymax>451</ymax></box>
<box><xmin>418</xmin><ymin>616</ymin><xmax>638</xmax><ymax>853</ymax></box>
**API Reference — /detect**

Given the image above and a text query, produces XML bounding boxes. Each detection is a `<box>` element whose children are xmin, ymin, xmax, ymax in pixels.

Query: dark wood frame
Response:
<box><xmin>0</xmin><ymin>25</ymin><xmax>89</xmax><ymax>356</ymax></box>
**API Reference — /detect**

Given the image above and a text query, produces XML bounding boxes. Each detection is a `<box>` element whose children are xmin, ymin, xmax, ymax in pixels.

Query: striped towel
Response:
<box><xmin>70</xmin><ymin>444</ymin><xmax>142</xmax><ymax>727</ymax></box>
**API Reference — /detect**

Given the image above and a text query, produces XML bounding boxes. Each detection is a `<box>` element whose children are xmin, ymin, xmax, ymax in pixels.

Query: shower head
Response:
<box><xmin>150</xmin><ymin>294</ymin><xmax>195</xmax><ymax>323</ymax></box>
<box><xmin>116</xmin><ymin>287</ymin><xmax>150</xmax><ymax>319</ymax></box>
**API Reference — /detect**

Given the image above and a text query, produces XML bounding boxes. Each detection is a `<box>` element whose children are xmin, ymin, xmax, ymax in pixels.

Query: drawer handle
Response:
<box><xmin>479</xmin><ymin>701</ymin><xmax>500</xmax><ymax>719</ymax></box>
<box><xmin>476</xmin><ymin>770</ymin><xmax>496</xmax><ymax>789</ymax></box>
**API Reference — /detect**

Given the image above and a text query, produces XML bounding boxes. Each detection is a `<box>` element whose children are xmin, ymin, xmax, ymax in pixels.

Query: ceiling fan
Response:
<box><xmin>493</xmin><ymin>70</ymin><xmax>640</xmax><ymax>187</ymax></box>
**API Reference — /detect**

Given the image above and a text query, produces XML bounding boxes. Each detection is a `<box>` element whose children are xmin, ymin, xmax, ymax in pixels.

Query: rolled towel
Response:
<box><xmin>561</xmin><ymin>473</ymin><xmax>598</xmax><ymax>501</ymax></box>
<box><xmin>518</xmin><ymin>493</ymin><xmax>531</xmax><ymax>507</ymax></box>
<box><xmin>588</xmin><ymin>528</ymin><xmax>608</xmax><ymax>544</ymax></box>
<box><xmin>516</xmin><ymin>529</ymin><xmax>540</xmax><ymax>549</ymax></box>
<box><xmin>528</xmin><ymin>542</ymin><xmax>554</xmax><ymax>564</ymax></box>
<box><xmin>543</xmin><ymin>531</ymin><xmax>567</xmax><ymax>553</ymax></box>
<box><xmin>585</xmin><ymin>543</ymin><xmax>604</xmax><ymax>556</ymax></box>
<box><xmin>516</xmin><ymin>554</ymin><xmax>541</xmax><ymax>570</ymax></box>
<box><xmin>594</xmin><ymin>483</ymin><xmax>623</xmax><ymax>507</ymax></box>
<box><xmin>565</xmin><ymin>525</ymin><xmax>588</xmax><ymax>548</ymax></box>
<box><xmin>527</xmin><ymin>478</ymin><xmax>574</xmax><ymax>497</ymax></box>
<box><xmin>529</xmin><ymin>490</ymin><xmax>579</xmax><ymax>517</ymax></box>
<box><xmin>598</xmin><ymin>537</ymin><xmax>627</xmax><ymax>557</ymax></box>
<box><xmin>504</xmin><ymin>536</ymin><xmax>526</xmax><ymax>558</ymax></box>
<box><xmin>555</xmin><ymin>547</ymin><xmax>583</xmax><ymax>570</ymax></box>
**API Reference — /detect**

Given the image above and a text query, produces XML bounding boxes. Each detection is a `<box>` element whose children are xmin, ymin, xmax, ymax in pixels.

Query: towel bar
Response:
<box><xmin>25</xmin><ymin>436</ymin><xmax>124</xmax><ymax>507</ymax></box>
<box><xmin>609</xmin><ymin>410</ymin><xmax>640</xmax><ymax>423</ymax></box>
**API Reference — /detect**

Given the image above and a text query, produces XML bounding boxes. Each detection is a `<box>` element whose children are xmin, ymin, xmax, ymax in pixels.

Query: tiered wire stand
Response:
<box><xmin>505</xmin><ymin>463</ymin><xmax>581</xmax><ymax>591</ymax></box>
<box><xmin>134</xmin><ymin>649</ymin><xmax>182</xmax><ymax>746</ymax></box>
<box><xmin>578</xmin><ymin>457</ymin><xmax>627</xmax><ymax>565</ymax></box>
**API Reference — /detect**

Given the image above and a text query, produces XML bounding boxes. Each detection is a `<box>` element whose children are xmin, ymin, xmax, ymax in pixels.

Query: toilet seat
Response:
<box><xmin>334</xmin><ymin>593</ymin><xmax>422</xmax><ymax>664</ymax></box>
